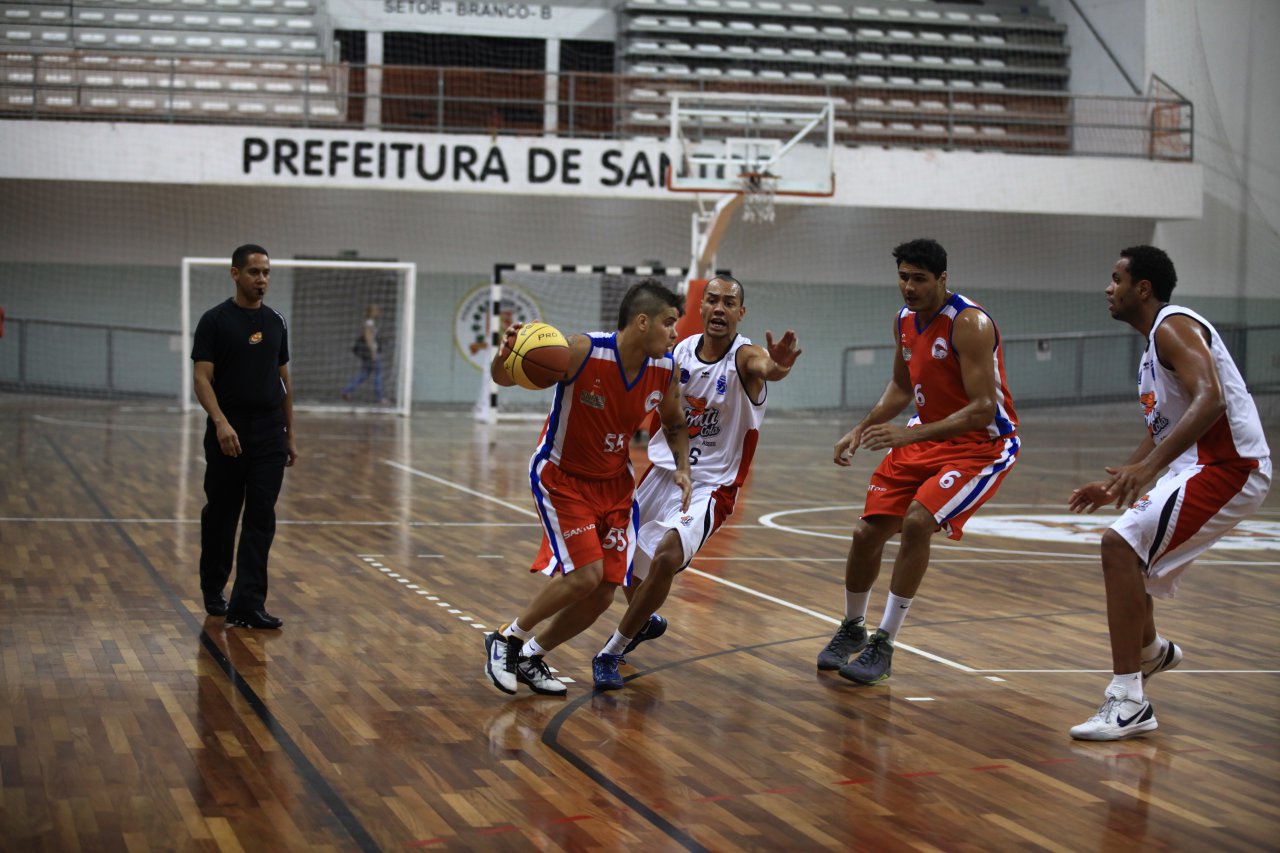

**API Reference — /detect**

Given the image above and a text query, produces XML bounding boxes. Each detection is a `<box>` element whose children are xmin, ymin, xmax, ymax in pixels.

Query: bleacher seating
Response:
<box><xmin>617</xmin><ymin>0</ymin><xmax>1072</xmax><ymax>152</ymax></box>
<box><xmin>0</xmin><ymin>0</ymin><xmax>343</xmax><ymax>122</ymax></box>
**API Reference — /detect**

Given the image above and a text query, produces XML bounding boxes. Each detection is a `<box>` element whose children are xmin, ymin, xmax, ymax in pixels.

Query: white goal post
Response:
<box><xmin>181</xmin><ymin>257</ymin><xmax>417</xmax><ymax>416</ymax></box>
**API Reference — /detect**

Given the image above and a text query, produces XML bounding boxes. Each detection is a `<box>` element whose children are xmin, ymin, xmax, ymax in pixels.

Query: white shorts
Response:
<box><xmin>631</xmin><ymin>465</ymin><xmax>738</xmax><ymax>581</ymax></box>
<box><xmin>1111</xmin><ymin>457</ymin><xmax>1271</xmax><ymax>597</ymax></box>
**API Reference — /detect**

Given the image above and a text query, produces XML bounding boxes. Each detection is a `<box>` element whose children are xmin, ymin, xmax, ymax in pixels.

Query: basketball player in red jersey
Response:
<box><xmin>818</xmin><ymin>238</ymin><xmax>1019</xmax><ymax>684</ymax></box>
<box><xmin>483</xmin><ymin>280</ymin><xmax>693</xmax><ymax>696</ymax></box>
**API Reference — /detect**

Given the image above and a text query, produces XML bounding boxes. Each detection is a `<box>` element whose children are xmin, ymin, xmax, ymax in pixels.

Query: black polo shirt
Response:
<box><xmin>191</xmin><ymin>298</ymin><xmax>290</xmax><ymax>414</ymax></box>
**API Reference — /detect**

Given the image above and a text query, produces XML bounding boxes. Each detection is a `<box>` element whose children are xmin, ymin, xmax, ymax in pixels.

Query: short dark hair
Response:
<box><xmin>892</xmin><ymin>238</ymin><xmax>947</xmax><ymax>278</ymax></box>
<box><xmin>232</xmin><ymin>244</ymin><xmax>269</xmax><ymax>269</ymax></box>
<box><xmin>618</xmin><ymin>278</ymin><xmax>683</xmax><ymax>330</ymax></box>
<box><xmin>708</xmin><ymin>274</ymin><xmax>745</xmax><ymax>304</ymax></box>
<box><xmin>1120</xmin><ymin>245</ymin><xmax>1177</xmax><ymax>301</ymax></box>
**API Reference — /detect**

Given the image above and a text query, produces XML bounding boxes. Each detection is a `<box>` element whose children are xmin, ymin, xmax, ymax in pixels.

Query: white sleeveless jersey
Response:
<box><xmin>647</xmin><ymin>334</ymin><xmax>766</xmax><ymax>487</ymax></box>
<box><xmin>1141</xmin><ymin>305</ymin><xmax>1269</xmax><ymax>473</ymax></box>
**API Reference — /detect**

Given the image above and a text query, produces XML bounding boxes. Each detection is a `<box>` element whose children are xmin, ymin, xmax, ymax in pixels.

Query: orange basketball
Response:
<box><xmin>503</xmin><ymin>322</ymin><xmax>569</xmax><ymax>390</ymax></box>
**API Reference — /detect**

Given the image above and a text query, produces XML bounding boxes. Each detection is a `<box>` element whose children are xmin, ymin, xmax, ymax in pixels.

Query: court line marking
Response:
<box><xmin>387</xmin><ymin>460</ymin><xmax>1280</xmax><ymax>676</ymax></box>
<box><xmin>5</xmin><ymin>517</ymin><xmax>1272</xmax><ymax>566</ymax></box>
<box><xmin>759</xmin><ymin>506</ymin><xmax>1100</xmax><ymax>561</ymax></box>
<box><xmin>44</xmin><ymin>433</ymin><xmax>380</xmax><ymax>853</ymax></box>
<box><xmin>356</xmin><ymin>553</ymin><xmax>576</xmax><ymax>682</ymax></box>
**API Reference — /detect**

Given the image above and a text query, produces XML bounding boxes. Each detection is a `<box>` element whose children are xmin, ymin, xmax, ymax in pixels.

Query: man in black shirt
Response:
<box><xmin>191</xmin><ymin>244</ymin><xmax>297</xmax><ymax>629</ymax></box>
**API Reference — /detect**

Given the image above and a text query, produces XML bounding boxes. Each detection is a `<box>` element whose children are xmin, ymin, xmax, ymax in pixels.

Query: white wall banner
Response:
<box><xmin>326</xmin><ymin>0</ymin><xmax>615</xmax><ymax>39</ymax></box>
<box><xmin>0</xmin><ymin>121</ymin><xmax>1203</xmax><ymax>218</ymax></box>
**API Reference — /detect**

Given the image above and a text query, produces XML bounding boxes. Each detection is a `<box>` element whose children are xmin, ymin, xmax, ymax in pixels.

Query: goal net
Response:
<box><xmin>476</xmin><ymin>264</ymin><xmax>689</xmax><ymax>423</ymax></box>
<box><xmin>181</xmin><ymin>258</ymin><xmax>416</xmax><ymax>416</ymax></box>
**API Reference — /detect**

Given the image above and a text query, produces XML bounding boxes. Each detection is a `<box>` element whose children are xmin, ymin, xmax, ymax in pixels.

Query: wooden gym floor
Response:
<box><xmin>1</xmin><ymin>395</ymin><xmax>1277</xmax><ymax>851</ymax></box>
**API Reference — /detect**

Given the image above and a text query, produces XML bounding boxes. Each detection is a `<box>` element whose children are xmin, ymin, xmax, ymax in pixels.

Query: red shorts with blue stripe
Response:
<box><xmin>863</xmin><ymin>434</ymin><xmax>1019</xmax><ymax>540</ymax></box>
<box><xmin>530</xmin><ymin>460</ymin><xmax>638</xmax><ymax>585</ymax></box>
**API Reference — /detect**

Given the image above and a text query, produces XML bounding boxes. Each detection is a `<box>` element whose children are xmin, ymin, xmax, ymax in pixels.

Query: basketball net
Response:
<box><xmin>739</xmin><ymin>172</ymin><xmax>778</xmax><ymax>223</ymax></box>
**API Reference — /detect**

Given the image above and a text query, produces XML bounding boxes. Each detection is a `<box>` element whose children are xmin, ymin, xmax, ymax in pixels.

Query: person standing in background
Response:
<box><xmin>192</xmin><ymin>243</ymin><xmax>297</xmax><ymax>629</ymax></box>
<box><xmin>342</xmin><ymin>303</ymin><xmax>389</xmax><ymax>405</ymax></box>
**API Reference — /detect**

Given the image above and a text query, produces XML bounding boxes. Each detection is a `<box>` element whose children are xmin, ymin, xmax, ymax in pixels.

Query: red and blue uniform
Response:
<box><xmin>530</xmin><ymin>332</ymin><xmax>675</xmax><ymax>584</ymax></box>
<box><xmin>863</xmin><ymin>292</ymin><xmax>1019</xmax><ymax>539</ymax></box>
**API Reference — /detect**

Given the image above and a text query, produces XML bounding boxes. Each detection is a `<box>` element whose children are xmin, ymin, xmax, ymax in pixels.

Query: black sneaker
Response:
<box><xmin>817</xmin><ymin>618</ymin><xmax>868</xmax><ymax>670</ymax></box>
<box><xmin>838</xmin><ymin>628</ymin><xmax>893</xmax><ymax>684</ymax></box>
<box><xmin>226</xmin><ymin>609</ymin><xmax>283</xmax><ymax>630</ymax></box>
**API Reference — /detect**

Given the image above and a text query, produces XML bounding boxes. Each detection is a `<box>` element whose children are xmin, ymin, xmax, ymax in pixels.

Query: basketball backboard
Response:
<box><xmin>666</xmin><ymin>92</ymin><xmax>836</xmax><ymax>198</ymax></box>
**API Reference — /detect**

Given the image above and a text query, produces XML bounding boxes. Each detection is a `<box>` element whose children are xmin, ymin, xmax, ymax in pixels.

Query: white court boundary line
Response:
<box><xmin>757</xmin><ymin>506</ymin><xmax>1280</xmax><ymax>566</ymax></box>
<box><xmin>386</xmin><ymin>460</ymin><xmax>1280</xmax><ymax>676</ymax></box>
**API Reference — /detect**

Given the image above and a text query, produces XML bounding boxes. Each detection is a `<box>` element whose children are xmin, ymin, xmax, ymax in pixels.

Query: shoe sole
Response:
<box><xmin>838</xmin><ymin>669</ymin><xmax>890</xmax><ymax>685</ymax></box>
<box><xmin>226</xmin><ymin>618</ymin><xmax>282</xmax><ymax>629</ymax></box>
<box><xmin>1070</xmin><ymin>720</ymin><xmax>1158</xmax><ymax>741</ymax></box>
<box><xmin>516</xmin><ymin>675</ymin><xmax>566</xmax><ymax>696</ymax></box>
<box><xmin>593</xmin><ymin>677</ymin><xmax>624</xmax><ymax>691</ymax></box>
<box><xmin>484</xmin><ymin>634</ymin><xmax>517</xmax><ymax>695</ymax></box>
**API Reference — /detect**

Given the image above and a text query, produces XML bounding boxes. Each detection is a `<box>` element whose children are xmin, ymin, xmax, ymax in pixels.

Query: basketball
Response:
<box><xmin>503</xmin><ymin>322</ymin><xmax>569</xmax><ymax>390</ymax></box>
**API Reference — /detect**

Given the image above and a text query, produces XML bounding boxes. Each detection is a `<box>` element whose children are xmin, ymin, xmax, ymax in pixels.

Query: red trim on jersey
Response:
<box><xmin>733</xmin><ymin>428</ymin><xmax>759</xmax><ymax>488</ymax></box>
<box><xmin>1196</xmin><ymin>412</ymin><xmax>1243</xmax><ymax>465</ymax></box>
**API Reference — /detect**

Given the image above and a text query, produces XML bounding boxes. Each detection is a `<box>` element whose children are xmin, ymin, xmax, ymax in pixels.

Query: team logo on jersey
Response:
<box><xmin>580</xmin><ymin>391</ymin><xmax>605</xmax><ymax>409</ymax></box>
<box><xmin>684</xmin><ymin>395</ymin><xmax>722</xmax><ymax>438</ymax></box>
<box><xmin>679</xmin><ymin>515</ymin><xmax>693</xmax><ymax>527</ymax></box>
<box><xmin>716</xmin><ymin>373</ymin><xmax>728</xmax><ymax>395</ymax></box>
<box><xmin>1140</xmin><ymin>391</ymin><xmax>1156</xmax><ymax>417</ymax></box>
<box><xmin>901</xmin><ymin>347</ymin><xmax>912</xmax><ymax>362</ymax></box>
<box><xmin>931</xmin><ymin>337</ymin><xmax>948</xmax><ymax>359</ymax></box>
<box><xmin>679</xmin><ymin>367</ymin><xmax>690</xmax><ymax>384</ymax></box>
<box><xmin>248</xmin><ymin>331</ymin><xmax>263</xmax><ymax>344</ymax></box>
<box><xmin>644</xmin><ymin>390</ymin><xmax>663</xmax><ymax>412</ymax></box>
<box><xmin>1130</xmin><ymin>494</ymin><xmax>1152</xmax><ymax>512</ymax></box>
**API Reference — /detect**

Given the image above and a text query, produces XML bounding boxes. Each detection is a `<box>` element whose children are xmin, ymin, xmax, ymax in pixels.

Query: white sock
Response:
<box><xmin>504</xmin><ymin>618</ymin><xmax>533</xmax><ymax>641</ymax></box>
<box><xmin>522</xmin><ymin>637</ymin><xmax>547</xmax><ymax>658</ymax></box>
<box><xmin>600</xmin><ymin>630</ymin><xmax>631</xmax><ymax>657</ymax></box>
<box><xmin>1141</xmin><ymin>635</ymin><xmax>1166</xmax><ymax>663</ymax></box>
<box><xmin>878</xmin><ymin>592</ymin><xmax>913</xmax><ymax>642</ymax></box>
<box><xmin>844</xmin><ymin>589</ymin><xmax>870</xmax><ymax>625</ymax></box>
<box><xmin>1109</xmin><ymin>672</ymin><xmax>1143</xmax><ymax>702</ymax></box>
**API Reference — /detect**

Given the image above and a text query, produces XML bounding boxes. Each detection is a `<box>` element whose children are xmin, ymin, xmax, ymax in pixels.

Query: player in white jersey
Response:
<box><xmin>1068</xmin><ymin>245</ymin><xmax>1271</xmax><ymax>741</ymax></box>
<box><xmin>589</xmin><ymin>275</ymin><xmax>802</xmax><ymax>689</ymax></box>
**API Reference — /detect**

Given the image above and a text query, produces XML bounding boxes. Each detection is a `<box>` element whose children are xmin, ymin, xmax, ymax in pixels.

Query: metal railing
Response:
<box><xmin>840</xmin><ymin>324</ymin><xmax>1280</xmax><ymax>410</ymax></box>
<box><xmin>1</xmin><ymin>53</ymin><xmax>1194</xmax><ymax>160</ymax></box>
<box><xmin>0</xmin><ymin>317</ymin><xmax>180</xmax><ymax>398</ymax></box>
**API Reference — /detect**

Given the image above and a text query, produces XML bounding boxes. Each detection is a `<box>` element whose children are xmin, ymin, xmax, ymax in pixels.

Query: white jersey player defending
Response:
<box><xmin>590</xmin><ymin>275</ymin><xmax>801</xmax><ymax>690</ymax></box>
<box><xmin>1068</xmin><ymin>245</ymin><xmax>1271</xmax><ymax>741</ymax></box>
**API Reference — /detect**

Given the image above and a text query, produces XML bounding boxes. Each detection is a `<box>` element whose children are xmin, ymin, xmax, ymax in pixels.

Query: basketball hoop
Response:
<box><xmin>739</xmin><ymin>172</ymin><xmax>778</xmax><ymax>223</ymax></box>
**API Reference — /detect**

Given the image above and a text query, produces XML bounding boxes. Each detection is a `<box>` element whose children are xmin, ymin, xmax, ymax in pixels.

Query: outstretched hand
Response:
<box><xmin>765</xmin><ymin>329</ymin><xmax>802</xmax><ymax>371</ymax></box>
